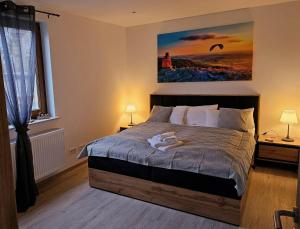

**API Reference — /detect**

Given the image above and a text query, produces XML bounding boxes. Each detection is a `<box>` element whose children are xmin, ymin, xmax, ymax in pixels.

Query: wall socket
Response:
<box><xmin>69</xmin><ymin>147</ymin><xmax>77</xmax><ymax>155</ymax></box>
<box><xmin>69</xmin><ymin>144</ymin><xmax>86</xmax><ymax>155</ymax></box>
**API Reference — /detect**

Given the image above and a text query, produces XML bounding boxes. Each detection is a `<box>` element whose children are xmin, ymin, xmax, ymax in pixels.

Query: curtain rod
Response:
<box><xmin>35</xmin><ymin>10</ymin><xmax>60</xmax><ymax>18</ymax></box>
<box><xmin>0</xmin><ymin>1</ymin><xmax>60</xmax><ymax>18</ymax></box>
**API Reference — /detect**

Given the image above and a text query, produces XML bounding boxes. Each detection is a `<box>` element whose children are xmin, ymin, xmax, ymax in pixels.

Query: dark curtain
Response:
<box><xmin>0</xmin><ymin>1</ymin><xmax>38</xmax><ymax>212</ymax></box>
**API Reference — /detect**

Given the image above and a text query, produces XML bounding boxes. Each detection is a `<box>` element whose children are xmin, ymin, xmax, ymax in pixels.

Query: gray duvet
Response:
<box><xmin>80</xmin><ymin>122</ymin><xmax>256</xmax><ymax>196</ymax></box>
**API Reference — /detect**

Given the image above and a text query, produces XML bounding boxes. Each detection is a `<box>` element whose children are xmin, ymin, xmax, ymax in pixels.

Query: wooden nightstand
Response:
<box><xmin>119</xmin><ymin>126</ymin><xmax>133</xmax><ymax>132</ymax></box>
<box><xmin>255</xmin><ymin>135</ymin><xmax>300</xmax><ymax>169</ymax></box>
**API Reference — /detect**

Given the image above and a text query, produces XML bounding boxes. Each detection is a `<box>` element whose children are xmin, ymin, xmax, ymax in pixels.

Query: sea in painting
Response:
<box><xmin>157</xmin><ymin>22</ymin><xmax>253</xmax><ymax>82</ymax></box>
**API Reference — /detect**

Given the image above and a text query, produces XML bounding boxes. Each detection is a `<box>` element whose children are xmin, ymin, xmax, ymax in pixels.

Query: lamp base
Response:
<box><xmin>282</xmin><ymin>137</ymin><xmax>294</xmax><ymax>142</ymax></box>
<box><xmin>128</xmin><ymin>123</ymin><xmax>135</xmax><ymax>126</ymax></box>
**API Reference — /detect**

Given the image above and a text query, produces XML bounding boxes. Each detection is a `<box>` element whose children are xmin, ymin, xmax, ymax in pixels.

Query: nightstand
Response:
<box><xmin>119</xmin><ymin>126</ymin><xmax>132</xmax><ymax>132</ymax></box>
<box><xmin>255</xmin><ymin>135</ymin><xmax>300</xmax><ymax>169</ymax></box>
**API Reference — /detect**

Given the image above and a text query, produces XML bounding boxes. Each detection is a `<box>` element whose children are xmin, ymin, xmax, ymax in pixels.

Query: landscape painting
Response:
<box><xmin>157</xmin><ymin>22</ymin><xmax>253</xmax><ymax>82</ymax></box>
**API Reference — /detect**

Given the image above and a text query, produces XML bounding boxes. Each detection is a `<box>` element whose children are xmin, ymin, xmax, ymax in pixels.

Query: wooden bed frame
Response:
<box><xmin>89</xmin><ymin>94</ymin><xmax>260</xmax><ymax>225</ymax></box>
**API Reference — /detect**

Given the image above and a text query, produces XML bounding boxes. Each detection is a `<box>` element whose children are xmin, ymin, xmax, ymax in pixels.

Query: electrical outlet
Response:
<box><xmin>69</xmin><ymin>147</ymin><xmax>77</xmax><ymax>155</ymax></box>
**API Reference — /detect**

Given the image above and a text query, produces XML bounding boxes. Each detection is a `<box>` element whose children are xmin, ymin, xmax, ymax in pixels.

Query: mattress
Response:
<box><xmin>88</xmin><ymin>156</ymin><xmax>240</xmax><ymax>199</ymax></box>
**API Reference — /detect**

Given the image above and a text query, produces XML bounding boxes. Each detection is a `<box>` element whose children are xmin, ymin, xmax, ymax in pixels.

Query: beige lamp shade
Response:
<box><xmin>125</xmin><ymin>104</ymin><xmax>136</xmax><ymax>113</ymax></box>
<box><xmin>280</xmin><ymin>110</ymin><xmax>298</xmax><ymax>124</ymax></box>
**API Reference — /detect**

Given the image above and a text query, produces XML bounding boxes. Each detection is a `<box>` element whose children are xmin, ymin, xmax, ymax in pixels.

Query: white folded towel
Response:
<box><xmin>162</xmin><ymin>136</ymin><xmax>177</xmax><ymax>144</ymax></box>
<box><xmin>147</xmin><ymin>132</ymin><xmax>176</xmax><ymax>147</ymax></box>
<box><xmin>148</xmin><ymin>135</ymin><xmax>177</xmax><ymax>148</ymax></box>
<box><xmin>158</xmin><ymin>141</ymin><xmax>184</xmax><ymax>152</ymax></box>
<box><xmin>147</xmin><ymin>132</ymin><xmax>183</xmax><ymax>151</ymax></box>
<box><xmin>150</xmin><ymin>132</ymin><xmax>175</xmax><ymax>142</ymax></box>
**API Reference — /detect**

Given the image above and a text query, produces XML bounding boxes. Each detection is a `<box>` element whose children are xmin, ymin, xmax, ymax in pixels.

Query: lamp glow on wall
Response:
<box><xmin>125</xmin><ymin>104</ymin><xmax>136</xmax><ymax>126</ymax></box>
<box><xmin>280</xmin><ymin>110</ymin><xmax>298</xmax><ymax>142</ymax></box>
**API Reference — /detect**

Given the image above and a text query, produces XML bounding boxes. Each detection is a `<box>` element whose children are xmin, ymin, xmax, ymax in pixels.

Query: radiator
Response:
<box><xmin>10</xmin><ymin>128</ymin><xmax>65</xmax><ymax>184</ymax></box>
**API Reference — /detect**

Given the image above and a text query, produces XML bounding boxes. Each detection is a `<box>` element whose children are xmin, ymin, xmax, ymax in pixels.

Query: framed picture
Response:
<box><xmin>157</xmin><ymin>22</ymin><xmax>253</xmax><ymax>83</ymax></box>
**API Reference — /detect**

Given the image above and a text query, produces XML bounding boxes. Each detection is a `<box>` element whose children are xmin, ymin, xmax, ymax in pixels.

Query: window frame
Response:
<box><xmin>31</xmin><ymin>23</ymin><xmax>47</xmax><ymax>119</ymax></box>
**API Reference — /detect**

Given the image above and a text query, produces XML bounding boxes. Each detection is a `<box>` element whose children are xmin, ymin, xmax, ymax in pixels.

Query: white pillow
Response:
<box><xmin>186</xmin><ymin>105</ymin><xmax>218</xmax><ymax>126</ymax></box>
<box><xmin>169</xmin><ymin>106</ymin><xmax>188</xmax><ymax>125</ymax></box>
<box><xmin>206</xmin><ymin>110</ymin><xmax>220</xmax><ymax>128</ymax></box>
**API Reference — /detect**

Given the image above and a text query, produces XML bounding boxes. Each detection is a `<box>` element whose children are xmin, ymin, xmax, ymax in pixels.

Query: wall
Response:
<box><xmin>10</xmin><ymin>0</ymin><xmax>128</xmax><ymax>169</ymax></box>
<box><xmin>126</xmin><ymin>1</ymin><xmax>300</xmax><ymax>137</ymax></box>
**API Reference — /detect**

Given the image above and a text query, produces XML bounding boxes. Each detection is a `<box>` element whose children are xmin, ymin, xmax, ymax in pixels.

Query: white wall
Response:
<box><xmin>10</xmin><ymin>1</ymin><xmax>127</xmax><ymax>168</ymax></box>
<box><xmin>126</xmin><ymin>1</ymin><xmax>300</xmax><ymax>138</ymax></box>
<box><xmin>46</xmin><ymin>12</ymin><xmax>127</xmax><ymax>167</ymax></box>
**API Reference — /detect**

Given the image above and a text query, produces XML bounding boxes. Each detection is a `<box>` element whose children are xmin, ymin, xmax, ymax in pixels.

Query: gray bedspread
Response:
<box><xmin>80</xmin><ymin>122</ymin><xmax>256</xmax><ymax>196</ymax></box>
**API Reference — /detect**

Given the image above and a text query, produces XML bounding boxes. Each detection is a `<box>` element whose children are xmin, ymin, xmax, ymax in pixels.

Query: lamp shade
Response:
<box><xmin>125</xmin><ymin>104</ymin><xmax>136</xmax><ymax>113</ymax></box>
<box><xmin>280</xmin><ymin>110</ymin><xmax>298</xmax><ymax>124</ymax></box>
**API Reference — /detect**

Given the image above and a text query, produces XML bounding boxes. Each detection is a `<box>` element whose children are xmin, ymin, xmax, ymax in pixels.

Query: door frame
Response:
<box><xmin>0</xmin><ymin>57</ymin><xmax>18</xmax><ymax>228</ymax></box>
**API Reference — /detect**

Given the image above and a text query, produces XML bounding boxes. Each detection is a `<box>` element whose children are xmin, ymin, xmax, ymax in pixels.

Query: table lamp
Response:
<box><xmin>280</xmin><ymin>110</ymin><xmax>298</xmax><ymax>142</ymax></box>
<box><xmin>125</xmin><ymin>104</ymin><xmax>136</xmax><ymax>126</ymax></box>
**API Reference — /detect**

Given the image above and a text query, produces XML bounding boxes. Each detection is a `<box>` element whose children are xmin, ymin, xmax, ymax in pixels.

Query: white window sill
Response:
<box><xmin>9</xmin><ymin>116</ymin><xmax>60</xmax><ymax>131</ymax></box>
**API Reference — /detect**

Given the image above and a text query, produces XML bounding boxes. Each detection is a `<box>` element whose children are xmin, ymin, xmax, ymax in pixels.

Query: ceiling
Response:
<box><xmin>38</xmin><ymin>0</ymin><xmax>296</xmax><ymax>27</ymax></box>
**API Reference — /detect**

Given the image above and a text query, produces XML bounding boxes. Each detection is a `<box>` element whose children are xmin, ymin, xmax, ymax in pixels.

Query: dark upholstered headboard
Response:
<box><xmin>150</xmin><ymin>94</ymin><xmax>260</xmax><ymax>134</ymax></box>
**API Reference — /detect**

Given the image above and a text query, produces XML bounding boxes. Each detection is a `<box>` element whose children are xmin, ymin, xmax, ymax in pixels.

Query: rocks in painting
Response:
<box><xmin>157</xmin><ymin>52</ymin><xmax>252</xmax><ymax>82</ymax></box>
<box><xmin>158</xmin><ymin>67</ymin><xmax>251</xmax><ymax>82</ymax></box>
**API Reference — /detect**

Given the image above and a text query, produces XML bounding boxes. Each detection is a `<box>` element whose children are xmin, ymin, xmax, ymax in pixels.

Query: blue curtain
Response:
<box><xmin>0</xmin><ymin>1</ymin><xmax>38</xmax><ymax>212</ymax></box>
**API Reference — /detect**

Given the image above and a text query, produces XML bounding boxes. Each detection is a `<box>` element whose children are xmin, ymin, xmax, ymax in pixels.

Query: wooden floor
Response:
<box><xmin>18</xmin><ymin>162</ymin><xmax>297</xmax><ymax>229</ymax></box>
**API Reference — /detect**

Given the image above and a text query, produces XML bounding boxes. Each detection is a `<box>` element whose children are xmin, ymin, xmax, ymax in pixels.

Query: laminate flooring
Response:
<box><xmin>18</xmin><ymin>163</ymin><xmax>297</xmax><ymax>229</ymax></box>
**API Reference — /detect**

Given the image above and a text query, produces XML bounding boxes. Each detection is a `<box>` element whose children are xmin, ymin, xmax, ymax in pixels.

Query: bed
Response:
<box><xmin>85</xmin><ymin>94</ymin><xmax>260</xmax><ymax>225</ymax></box>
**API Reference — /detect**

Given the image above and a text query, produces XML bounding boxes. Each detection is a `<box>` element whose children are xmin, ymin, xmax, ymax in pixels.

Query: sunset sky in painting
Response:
<box><xmin>158</xmin><ymin>22</ymin><xmax>253</xmax><ymax>57</ymax></box>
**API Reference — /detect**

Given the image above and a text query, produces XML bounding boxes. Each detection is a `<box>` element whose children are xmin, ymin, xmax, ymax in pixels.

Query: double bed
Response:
<box><xmin>82</xmin><ymin>94</ymin><xmax>260</xmax><ymax>225</ymax></box>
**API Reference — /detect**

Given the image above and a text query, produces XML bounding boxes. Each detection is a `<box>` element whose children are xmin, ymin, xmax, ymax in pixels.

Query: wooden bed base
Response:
<box><xmin>89</xmin><ymin>168</ymin><xmax>248</xmax><ymax>225</ymax></box>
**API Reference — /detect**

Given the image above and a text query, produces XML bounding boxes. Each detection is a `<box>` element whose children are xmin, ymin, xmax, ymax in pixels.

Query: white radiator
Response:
<box><xmin>10</xmin><ymin>128</ymin><xmax>65</xmax><ymax>183</ymax></box>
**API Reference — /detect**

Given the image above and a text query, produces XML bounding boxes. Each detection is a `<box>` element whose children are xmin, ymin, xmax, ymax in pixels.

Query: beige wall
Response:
<box><xmin>11</xmin><ymin>1</ymin><xmax>127</xmax><ymax>168</ymax></box>
<box><xmin>126</xmin><ymin>1</ymin><xmax>300</xmax><ymax>138</ymax></box>
<box><xmin>46</xmin><ymin>12</ymin><xmax>127</xmax><ymax>166</ymax></box>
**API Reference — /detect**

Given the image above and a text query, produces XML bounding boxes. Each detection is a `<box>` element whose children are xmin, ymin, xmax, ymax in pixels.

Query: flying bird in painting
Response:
<box><xmin>209</xmin><ymin>43</ymin><xmax>224</xmax><ymax>52</ymax></box>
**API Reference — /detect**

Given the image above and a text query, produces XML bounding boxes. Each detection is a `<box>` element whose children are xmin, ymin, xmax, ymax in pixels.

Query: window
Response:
<box><xmin>32</xmin><ymin>23</ymin><xmax>47</xmax><ymax>119</ymax></box>
<box><xmin>0</xmin><ymin>23</ymin><xmax>47</xmax><ymax>119</ymax></box>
